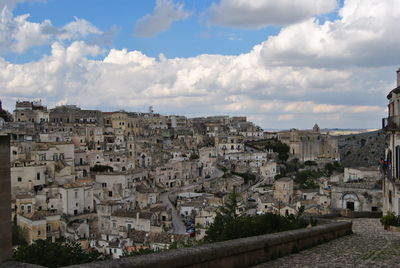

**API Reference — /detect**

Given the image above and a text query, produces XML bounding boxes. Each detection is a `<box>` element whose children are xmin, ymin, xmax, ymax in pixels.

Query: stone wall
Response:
<box><xmin>0</xmin><ymin>135</ymin><xmax>11</xmax><ymax>263</ymax></box>
<box><xmin>65</xmin><ymin>221</ymin><xmax>352</xmax><ymax>268</ymax></box>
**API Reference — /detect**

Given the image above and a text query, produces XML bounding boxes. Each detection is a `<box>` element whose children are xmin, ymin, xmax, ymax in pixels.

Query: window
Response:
<box><xmin>74</xmin><ymin>191</ymin><xmax>78</xmax><ymax>198</ymax></box>
<box><xmin>47</xmin><ymin>224</ymin><xmax>52</xmax><ymax>232</ymax></box>
<box><xmin>102</xmin><ymin>183</ymin><xmax>107</xmax><ymax>188</ymax></box>
<box><xmin>27</xmin><ymin>205</ymin><xmax>31</xmax><ymax>213</ymax></box>
<box><xmin>17</xmin><ymin>177</ymin><xmax>22</xmax><ymax>182</ymax></box>
<box><xmin>112</xmin><ymin>221</ymin><xmax>116</xmax><ymax>228</ymax></box>
<box><xmin>21</xmin><ymin>205</ymin><xmax>24</xmax><ymax>211</ymax></box>
<box><xmin>38</xmin><ymin>230</ymin><xmax>41</xmax><ymax>236</ymax></box>
<box><xmin>108</xmin><ymin>191</ymin><xmax>113</xmax><ymax>197</ymax></box>
<box><xmin>37</xmin><ymin>172</ymin><xmax>41</xmax><ymax>180</ymax></box>
<box><xmin>389</xmin><ymin>190</ymin><xmax>393</xmax><ymax>204</ymax></box>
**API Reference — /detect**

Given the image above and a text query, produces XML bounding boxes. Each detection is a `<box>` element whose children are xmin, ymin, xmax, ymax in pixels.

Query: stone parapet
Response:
<box><xmin>0</xmin><ymin>135</ymin><xmax>11</xmax><ymax>263</ymax></box>
<box><xmin>65</xmin><ymin>221</ymin><xmax>352</xmax><ymax>268</ymax></box>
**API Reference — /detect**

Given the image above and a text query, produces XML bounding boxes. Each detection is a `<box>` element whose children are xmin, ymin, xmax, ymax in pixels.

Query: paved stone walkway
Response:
<box><xmin>254</xmin><ymin>218</ymin><xmax>400</xmax><ymax>268</ymax></box>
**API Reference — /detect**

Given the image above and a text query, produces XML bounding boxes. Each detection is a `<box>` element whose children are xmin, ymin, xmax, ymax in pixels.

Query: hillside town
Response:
<box><xmin>0</xmin><ymin>98</ymin><xmax>386</xmax><ymax>259</ymax></box>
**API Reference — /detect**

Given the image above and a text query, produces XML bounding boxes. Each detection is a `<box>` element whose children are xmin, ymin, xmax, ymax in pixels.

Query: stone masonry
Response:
<box><xmin>0</xmin><ymin>135</ymin><xmax>11</xmax><ymax>263</ymax></box>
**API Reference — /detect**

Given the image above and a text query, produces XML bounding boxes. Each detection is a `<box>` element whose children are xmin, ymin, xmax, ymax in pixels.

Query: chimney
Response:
<box><xmin>397</xmin><ymin>68</ymin><xmax>400</xmax><ymax>87</ymax></box>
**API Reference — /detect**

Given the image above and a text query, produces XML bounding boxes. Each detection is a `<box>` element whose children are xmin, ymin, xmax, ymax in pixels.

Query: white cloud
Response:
<box><xmin>0</xmin><ymin>7</ymin><xmax>103</xmax><ymax>55</ymax></box>
<box><xmin>134</xmin><ymin>0</ymin><xmax>190</xmax><ymax>37</ymax></box>
<box><xmin>0</xmin><ymin>39</ymin><xmax>388</xmax><ymax>129</ymax></box>
<box><xmin>0</xmin><ymin>0</ymin><xmax>45</xmax><ymax>12</ymax></box>
<box><xmin>208</xmin><ymin>0</ymin><xmax>337</xmax><ymax>29</ymax></box>
<box><xmin>58</xmin><ymin>17</ymin><xmax>102</xmax><ymax>40</ymax></box>
<box><xmin>1</xmin><ymin>0</ymin><xmax>398</xmax><ymax>129</ymax></box>
<box><xmin>259</xmin><ymin>0</ymin><xmax>400</xmax><ymax>67</ymax></box>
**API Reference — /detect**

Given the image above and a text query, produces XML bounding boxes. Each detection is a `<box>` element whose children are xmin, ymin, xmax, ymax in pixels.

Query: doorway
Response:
<box><xmin>346</xmin><ymin>201</ymin><xmax>355</xmax><ymax>211</ymax></box>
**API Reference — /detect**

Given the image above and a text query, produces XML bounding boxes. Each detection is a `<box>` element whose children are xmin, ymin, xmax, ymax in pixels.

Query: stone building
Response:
<box><xmin>49</xmin><ymin>105</ymin><xmax>103</xmax><ymax>125</ymax></box>
<box><xmin>383</xmin><ymin>68</ymin><xmax>400</xmax><ymax>215</ymax></box>
<box><xmin>273</xmin><ymin>177</ymin><xmax>294</xmax><ymax>204</ymax></box>
<box><xmin>59</xmin><ymin>181</ymin><xmax>94</xmax><ymax>216</ymax></box>
<box><xmin>331</xmin><ymin>180</ymin><xmax>382</xmax><ymax>212</ymax></box>
<box><xmin>344</xmin><ymin>167</ymin><xmax>380</xmax><ymax>183</ymax></box>
<box><xmin>17</xmin><ymin>211</ymin><xmax>61</xmax><ymax>244</ymax></box>
<box><xmin>215</xmin><ymin>135</ymin><xmax>244</xmax><ymax>156</ymax></box>
<box><xmin>13</xmin><ymin>100</ymin><xmax>49</xmax><ymax>123</ymax></box>
<box><xmin>277</xmin><ymin>124</ymin><xmax>339</xmax><ymax>162</ymax></box>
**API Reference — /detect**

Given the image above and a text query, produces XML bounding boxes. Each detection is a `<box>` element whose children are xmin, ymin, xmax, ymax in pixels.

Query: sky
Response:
<box><xmin>0</xmin><ymin>0</ymin><xmax>398</xmax><ymax>129</ymax></box>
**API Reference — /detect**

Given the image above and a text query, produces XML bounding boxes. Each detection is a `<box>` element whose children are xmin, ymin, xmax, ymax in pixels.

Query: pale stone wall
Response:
<box><xmin>0</xmin><ymin>136</ymin><xmax>11</xmax><ymax>263</ymax></box>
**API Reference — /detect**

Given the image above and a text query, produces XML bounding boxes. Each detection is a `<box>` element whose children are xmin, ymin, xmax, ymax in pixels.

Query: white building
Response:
<box><xmin>59</xmin><ymin>182</ymin><xmax>94</xmax><ymax>216</ymax></box>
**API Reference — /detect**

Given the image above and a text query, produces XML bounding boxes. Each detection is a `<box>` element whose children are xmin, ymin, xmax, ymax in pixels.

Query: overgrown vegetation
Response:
<box><xmin>189</xmin><ymin>154</ymin><xmax>199</xmax><ymax>160</ymax></box>
<box><xmin>295</xmin><ymin>170</ymin><xmax>323</xmax><ymax>189</ymax></box>
<box><xmin>246</xmin><ymin>139</ymin><xmax>290</xmax><ymax>162</ymax></box>
<box><xmin>204</xmin><ymin>193</ymin><xmax>315</xmax><ymax>243</ymax></box>
<box><xmin>381</xmin><ymin>211</ymin><xmax>400</xmax><ymax>227</ymax></box>
<box><xmin>12</xmin><ymin>240</ymin><xmax>109</xmax><ymax>268</ymax></box>
<box><xmin>276</xmin><ymin>160</ymin><xmax>343</xmax><ymax>189</ymax></box>
<box><xmin>90</xmin><ymin>164</ymin><xmax>113</xmax><ymax>172</ymax></box>
<box><xmin>12</xmin><ymin>224</ymin><xmax>27</xmax><ymax>246</ymax></box>
<box><xmin>231</xmin><ymin>171</ymin><xmax>257</xmax><ymax>184</ymax></box>
<box><xmin>324</xmin><ymin>161</ymin><xmax>344</xmax><ymax>175</ymax></box>
<box><xmin>122</xmin><ymin>248</ymin><xmax>156</xmax><ymax>257</ymax></box>
<box><xmin>0</xmin><ymin>108</ymin><xmax>12</xmax><ymax>122</ymax></box>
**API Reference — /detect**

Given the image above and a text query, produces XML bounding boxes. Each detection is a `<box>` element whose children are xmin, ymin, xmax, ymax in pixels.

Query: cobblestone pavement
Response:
<box><xmin>254</xmin><ymin>218</ymin><xmax>400</xmax><ymax>268</ymax></box>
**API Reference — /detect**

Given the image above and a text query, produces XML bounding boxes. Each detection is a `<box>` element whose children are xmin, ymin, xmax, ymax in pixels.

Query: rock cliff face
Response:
<box><xmin>338</xmin><ymin>131</ymin><xmax>385</xmax><ymax>167</ymax></box>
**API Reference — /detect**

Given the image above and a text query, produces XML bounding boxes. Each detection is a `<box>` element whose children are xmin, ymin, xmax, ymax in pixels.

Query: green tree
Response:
<box><xmin>12</xmin><ymin>224</ymin><xmax>27</xmax><ymax>246</ymax></box>
<box><xmin>205</xmin><ymin>192</ymin><xmax>239</xmax><ymax>242</ymax></box>
<box><xmin>121</xmin><ymin>248</ymin><xmax>155</xmax><ymax>257</ymax></box>
<box><xmin>275</xmin><ymin>141</ymin><xmax>290</xmax><ymax>162</ymax></box>
<box><xmin>0</xmin><ymin>108</ymin><xmax>12</xmax><ymax>122</ymax></box>
<box><xmin>189</xmin><ymin>154</ymin><xmax>199</xmax><ymax>160</ymax></box>
<box><xmin>13</xmin><ymin>240</ymin><xmax>109</xmax><ymax>268</ymax></box>
<box><xmin>205</xmin><ymin>210</ymin><xmax>311</xmax><ymax>243</ymax></box>
<box><xmin>324</xmin><ymin>161</ymin><xmax>343</xmax><ymax>176</ymax></box>
<box><xmin>90</xmin><ymin>165</ymin><xmax>113</xmax><ymax>172</ymax></box>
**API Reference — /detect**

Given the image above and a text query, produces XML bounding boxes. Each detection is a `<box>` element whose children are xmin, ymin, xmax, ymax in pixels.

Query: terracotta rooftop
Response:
<box><xmin>22</xmin><ymin>211</ymin><xmax>60</xmax><ymax>221</ymax></box>
<box><xmin>111</xmin><ymin>209</ymin><xmax>153</xmax><ymax>219</ymax></box>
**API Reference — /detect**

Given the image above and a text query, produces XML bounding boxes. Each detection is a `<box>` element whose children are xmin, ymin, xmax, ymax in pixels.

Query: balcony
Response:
<box><xmin>382</xmin><ymin>116</ymin><xmax>400</xmax><ymax>130</ymax></box>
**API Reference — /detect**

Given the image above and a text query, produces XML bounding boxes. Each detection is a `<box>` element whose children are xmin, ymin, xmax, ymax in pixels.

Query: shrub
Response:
<box><xmin>380</xmin><ymin>211</ymin><xmax>400</xmax><ymax>227</ymax></box>
<box><xmin>90</xmin><ymin>165</ymin><xmax>113</xmax><ymax>172</ymax></box>
<box><xmin>13</xmin><ymin>240</ymin><xmax>109</xmax><ymax>268</ymax></box>
<box><xmin>205</xmin><ymin>193</ymin><xmax>312</xmax><ymax>243</ymax></box>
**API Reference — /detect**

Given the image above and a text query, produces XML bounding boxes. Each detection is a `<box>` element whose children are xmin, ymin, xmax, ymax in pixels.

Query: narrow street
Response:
<box><xmin>160</xmin><ymin>191</ymin><xmax>186</xmax><ymax>234</ymax></box>
<box><xmin>160</xmin><ymin>167</ymin><xmax>224</xmax><ymax>234</ymax></box>
<box><xmin>253</xmin><ymin>218</ymin><xmax>400</xmax><ymax>268</ymax></box>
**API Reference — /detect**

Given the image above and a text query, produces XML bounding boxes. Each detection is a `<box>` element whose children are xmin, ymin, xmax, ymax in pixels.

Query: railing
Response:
<box><xmin>382</xmin><ymin>116</ymin><xmax>400</xmax><ymax>130</ymax></box>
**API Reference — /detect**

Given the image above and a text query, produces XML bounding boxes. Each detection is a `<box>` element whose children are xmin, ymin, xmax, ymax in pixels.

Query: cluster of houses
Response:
<box><xmin>0</xmin><ymin>99</ymin><xmax>385</xmax><ymax>258</ymax></box>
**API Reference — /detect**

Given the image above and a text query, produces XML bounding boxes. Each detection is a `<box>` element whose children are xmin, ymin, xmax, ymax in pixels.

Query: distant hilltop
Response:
<box><xmin>263</xmin><ymin>128</ymin><xmax>379</xmax><ymax>136</ymax></box>
<box><xmin>320</xmin><ymin>129</ymin><xmax>379</xmax><ymax>136</ymax></box>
